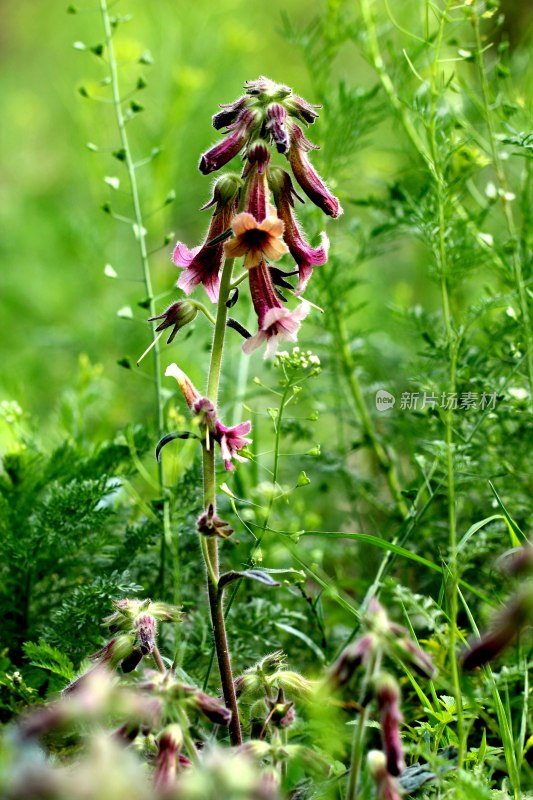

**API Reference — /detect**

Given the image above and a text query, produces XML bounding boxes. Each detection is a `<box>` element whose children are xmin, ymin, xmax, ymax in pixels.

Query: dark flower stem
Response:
<box><xmin>200</xmin><ymin>257</ymin><xmax>242</xmax><ymax>745</ymax></box>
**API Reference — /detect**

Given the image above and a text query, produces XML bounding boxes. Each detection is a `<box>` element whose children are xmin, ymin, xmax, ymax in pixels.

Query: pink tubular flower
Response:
<box><xmin>367</xmin><ymin>751</ymin><xmax>403</xmax><ymax>800</ymax></box>
<box><xmin>270</xmin><ymin>167</ymin><xmax>330</xmax><ymax>294</ymax></box>
<box><xmin>165</xmin><ymin>364</ymin><xmax>252</xmax><ymax>471</ymax></box>
<box><xmin>288</xmin><ymin>123</ymin><xmax>343</xmax><ymax>218</ymax></box>
<box><xmin>214</xmin><ymin>419</ymin><xmax>252</xmax><ymax>471</ymax></box>
<box><xmin>174</xmin><ymin>175</ymin><xmax>241</xmax><ymax>303</ymax></box>
<box><xmin>243</xmin><ymin>260</ymin><xmax>310</xmax><ymax>358</ymax></box>
<box><xmin>199</xmin><ymin>108</ymin><xmax>258</xmax><ymax>174</ymax></box>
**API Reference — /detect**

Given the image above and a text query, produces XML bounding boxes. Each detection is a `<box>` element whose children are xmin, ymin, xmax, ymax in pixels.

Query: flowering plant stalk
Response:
<box><xmin>156</xmin><ymin>77</ymin><xmax>342</xmax><ymax>744</ymax></box>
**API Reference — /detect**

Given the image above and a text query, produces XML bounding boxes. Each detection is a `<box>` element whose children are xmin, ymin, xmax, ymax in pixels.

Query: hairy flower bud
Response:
<box><xmin>194</xmin><ymin>690</ymin><xmax>232</xmax><ymax>726</ymax></box>
<box><xmin>197</xmin><ymin>503</ymin><xmax>234</xmax><ymax>539</ymax></box>
<box><xmin>199</xmin><ymin>109</ymin><xmax>259</xmax><ymax>174</ymax></box>
<box><xmin>288</xmin><ymin>123</ymin><xmax>342</xmax><ymax>218</ymax></box>
<box><xmin>265</xmin><ymin>103</ymin><xmax>289</xmax><ymax>153</ymax></box>
<box><xmin>135</xmin><ymin>613</ymin><xmax>157</xmax><ymax>656</ymax></box>
<box><xmin>149</xmin><ymin>300</ymin><xmax>197</xmax><ymax>343</ymax></box>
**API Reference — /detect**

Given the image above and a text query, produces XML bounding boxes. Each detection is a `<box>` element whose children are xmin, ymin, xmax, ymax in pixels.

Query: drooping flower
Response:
<box><xmin>154</xmin><ymin>725</ymin><xmax>183</xmax><ymax>792</ymax></box>
<box><xmin>269</xmin><ymin>166</ymin><xmax>330</xmax><ymax>294</ymax></box>
<box><xmin>199</xmin><ymin>109</ymin><xmax>259</xmax><ymax>174</ymax></box>
<box><xmin>173</xmin><ymin>175</ymin><xmax>242</xmax><ymax>303</ymax></box>
<box><xmin>212</xmin><ymin>96</ymin><xmax>248</xmax><ymax>130</ymax></box>
<box><xmin>243</xmin><ymin>260</ymin><xmax>310</xmax><ymax>358</ymax></box>
<box><xmin>288</xmin><ymin>123</ymin><xmax>343</xmax><ymax>218</ymax></box>
<box><xmin>285</xmin><ymin>94</ymin><xmax>321</xmax><ymax>125</ymax></box>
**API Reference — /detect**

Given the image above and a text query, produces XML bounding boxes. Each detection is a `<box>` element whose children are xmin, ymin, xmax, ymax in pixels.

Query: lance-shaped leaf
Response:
<box><xmin>218</xmin><ymin>569</ymin><xmax>282</xmax><ymax>591</ymax></box>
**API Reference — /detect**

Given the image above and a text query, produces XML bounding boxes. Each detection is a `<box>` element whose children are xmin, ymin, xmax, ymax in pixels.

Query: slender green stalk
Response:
<box><xmin>425</xmin><ymin>1</ymin><xmax>465</xmax><ymax>767</ymax></box>
<box><xmin>472</xmin><ymin>15</ymin><xmax>533</xmax><ymax>413</ymax></box>
<box><xmin>334</xmin><ymin>313</ymin><xmax>410</xmax><ymax>520</ymax></box>
<box><xmin>99</xmin><ymin>0</ymin><xmax>172</xmax><ymax>596</ymax></box>
<box><xmin>200</xmin><ymin>256</ymin><xmax>242</xmax><ymax>745</ymax></box>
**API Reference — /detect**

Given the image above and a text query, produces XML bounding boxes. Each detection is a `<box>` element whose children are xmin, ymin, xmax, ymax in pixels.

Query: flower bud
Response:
<box><xmin>212</xmin><ymin>96</ymin><xmax>248</xmax><ymax>130</ymax></box>
<box><xmin>199</xmin><ymin>109</ymin><xmax>259</xmax><ymax>175</ymax></box>
<box><xmin>265</xmin><ymin>103</ymin><xmax>289</xmax><ymax>153</ymax></box>
<box><xmin>135</xmin><ymin>613</ymin><xmax>157</xmax><ymax>656</ymax></box>
<box><xmin>149</xmin><ymin>300</ymin><xmax>197</xmax><ymax>344</ymax></box>
<box><xmin>285</xmin><ymin>94</ymin><xmax>321</xmax><ymax>125</ymax></box>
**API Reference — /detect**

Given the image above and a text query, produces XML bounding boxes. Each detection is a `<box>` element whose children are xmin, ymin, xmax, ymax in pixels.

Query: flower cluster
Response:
<box><xmin>164</xmin><ymin>77</ymin><xmax>341</xmax><ymax>358</ymax></box>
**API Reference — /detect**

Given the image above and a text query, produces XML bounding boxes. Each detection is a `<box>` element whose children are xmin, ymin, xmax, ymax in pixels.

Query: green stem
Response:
<box><xmin>472</xmin><ymin>16</ymin><xmax>533</xmax><ymax>413</ymax></box>
<box><xmin>426</xmin><ymin>1</ymin><xmax>464</xmax><ymax>767</ymax></box>
<box><xmin>335</xmin><ymin>313</ymin><xmax>410</xmax><ymax>521</ymax></box>
<box><xmin>99</xmin><ymin>0</ymin><xmax>172</xmax><ymax>596</ymax></box>
<box><xmin>200</xmin><ymin>256</ymin><xmax>242</xmax><ymax>745</ymax></box>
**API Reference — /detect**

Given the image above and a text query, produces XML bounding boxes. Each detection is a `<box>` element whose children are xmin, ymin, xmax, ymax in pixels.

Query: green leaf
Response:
<box><xmin>23</xmin><ymin>641</ymin><xmax>75</xmax><ymax>682</ymax></box>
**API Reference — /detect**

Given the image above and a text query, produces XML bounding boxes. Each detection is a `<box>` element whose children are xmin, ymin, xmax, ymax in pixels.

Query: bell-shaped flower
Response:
<box><xmin>243</xmin><ymin>260</ymin><xmax>310</xmax><ymax>358</ymax></box>
<box><xmin>223</xmin><ymin>212</ymin><xmax>288</xmax><ymax>269</ymax></box>
<box><xmin>199</xmin><ymin>108</ymin><xmax>258</xmax><ymax>174</ymax></box>
<box><xmin>173</xmin><ymin>175</ymin><xmax>241</xmax><ymax>303</ymax></box>
<box><xmin>288</xmin><ymin>123</ymin><xmax>343</xmax><ymax>218</ymax></box>
<box><xmin>269</xmin><ymin>167</ymin><xmax>330</xmax><ymax>294</ymax></box>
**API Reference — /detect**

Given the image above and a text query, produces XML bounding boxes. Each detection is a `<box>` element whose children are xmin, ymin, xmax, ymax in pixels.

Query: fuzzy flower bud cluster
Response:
<box><xmin>157</xmin><ymin>76</ymin><xmax>341</xmax><ymax>359</ymax></box>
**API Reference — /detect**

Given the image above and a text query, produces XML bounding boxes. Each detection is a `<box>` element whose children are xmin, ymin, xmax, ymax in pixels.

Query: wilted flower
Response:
<box><xmin>197</xmin><ymin>503</ymin><xmax>234</xmax><ymax>539</ymax></box>
<box><xmin>199</xmin><ymin>108</ymin><xmax>259</xmax><ymax>174</ymax></box>
<box><xmin>174</xmin><ymin>174</ymin><xmax>242</xmax><ymax>302</ymax></box>
<box><xmin>288</xmin><ymin>123</ymin><xmax>342</xmax><ymax>218</ymax></box>
<box><xmin>149</xmin><ymin>300</ymin><xmax>198</xmax><ymax>343</ymax></box>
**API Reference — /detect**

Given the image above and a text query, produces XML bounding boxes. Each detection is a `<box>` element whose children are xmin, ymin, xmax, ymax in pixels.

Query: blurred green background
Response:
<box><xmin>0</xmin><ymin>0</ymin><xmax>334</xmax><ymax>438</ymax></box>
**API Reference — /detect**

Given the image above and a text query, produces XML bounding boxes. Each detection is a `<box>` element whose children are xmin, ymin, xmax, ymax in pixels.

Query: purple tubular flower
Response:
<box><xmin>174</xmin><ymin>176</ymin><xmax>241</xmax><ymax>303</ymax></box>
<box><xmin>214</xmin><ymin>419</ymin><xmax>252</xmax><ymax>471</ymax></box>
<box><xmin>367</xmin><ymin>751</ymin><xmax>403</xmax><ymax>800</ymax></box>
<box><xmin>154</xmin><ymin>725</ymin><xmax>183</xmax><ymax>792</ymax></box>
<box><xmin>328</xmin><ymin>633</ymin><xmax>376</xmax><ymax>688</ymax></box>
<box><xmin>397</xmin><ymin>638</ymin><xmax>436</xmax><ymax>679</ymax></box>
<box><xmin>212</xmin><ymin>96</ymin><xmax>248</xmax><ymax>130</ymax></box>
<box><xmin>375</xmin><ymin>675</ymin><xmax>405</xmax><ymax>777</ymax></box>
<box><xmin>462</xmin><ymin>586</ymin><xmax>533</xmax><ymax>670</ymax></box>
<box><xmin>270</xmin><ymin>167</ymin><xmax>330</xmax><ymax>294</ymax></box>
<box><xmin>195</xmin><ymin>690</ymin><xmax>232</xmax><ymax>726</ymax></box>
<box><xmin>199</xmin><ymin>108</ymin><xmax>258</xmax><ymax>174</ymax></box>
<box><xmin>285</xmin><ymin>94</ymin><xmax>321</xmax><ymax>125</ymax></box>
<box><xmin>265</xmin><ymin>103</ymin><xmax>289</xmax><ymax>153</ymax></box>
<box><xmin>288</xmin><ymin>123</ymin><xmax>343</xmax><ymax>218</ymax></box>
<box><xmin>243</xmin><ymin>260</ymin><xmax>310</xmax><ymax>358</ymax></box>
